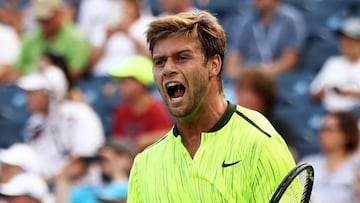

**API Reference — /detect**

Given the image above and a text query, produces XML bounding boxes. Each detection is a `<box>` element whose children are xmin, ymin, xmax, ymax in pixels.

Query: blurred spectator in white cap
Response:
<box><xmin>0</xmin><ymin>143</ymin><xmax>43</xmax><ymax>184</ymax></box>
<box><xmin>109</xmin><ymin>55</ymin><xmax>173</xmax><ymax>152</ymax></box>
<box><xmin>88</xmin><ymin>0</ymin><xmax>154</xmax><ymax>76</ymax></box>
<box><xmin>17</xmin><ymin>66</ymin><xmax>105</xmax><ymax>180</ymax></box>
<box><xmin>1</xmin><ymin>0</ymin><xmax>90</xmax><ymax>84</ymax></box>
<box><xmin>0</xmin><ymin>173</ymin><xmax>49</xmax><ymax>203</ymax></box>
<box><xmin>311</xmin><ymin>17</ymin><xmax>360</xmax><ymax>112</ymax></box>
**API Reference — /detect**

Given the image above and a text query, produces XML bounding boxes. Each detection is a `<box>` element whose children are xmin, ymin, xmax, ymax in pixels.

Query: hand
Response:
<box><xmin>58</xmin><ymin>156</ymin><xmax>89</xmax><ymax>181</ymax></box>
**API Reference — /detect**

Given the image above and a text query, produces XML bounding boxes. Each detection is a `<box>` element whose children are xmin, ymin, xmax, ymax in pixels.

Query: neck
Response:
<box><xmin>177</xmin><ymin>94</ymin><xmax>228</xmax><ymax>158</ymax></box>
<box><xmin>259</xmin><ymin>6</ymin><xmax>277</xmax><ymax>27</ymax></box>
<box><xmin>129</xmin><ymin>93</ymin><xmax>153</xmax><ymax>115</ymax></box>
<box><xmin>326</xmin><ymin>149</ymin><xmax>352</xmax><ymax>173</ymax></box>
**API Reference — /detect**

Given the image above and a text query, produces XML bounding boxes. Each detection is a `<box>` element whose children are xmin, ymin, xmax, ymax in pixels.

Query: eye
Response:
<box><xmin>176</xmin><ymin>55</ymin><xmax>189</xmax><ymax>62</ymax></box>
<box><xmin>154</xmin><ymin>58</ymin><xmax>166</xmax><ymax>67</ymax></box>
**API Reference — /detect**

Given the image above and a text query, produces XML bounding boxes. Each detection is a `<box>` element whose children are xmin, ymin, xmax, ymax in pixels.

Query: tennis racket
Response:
<box><xmin>269</xmin><ymin>162</ymin><xmax>314</xmax><ymax>203</ymax></box>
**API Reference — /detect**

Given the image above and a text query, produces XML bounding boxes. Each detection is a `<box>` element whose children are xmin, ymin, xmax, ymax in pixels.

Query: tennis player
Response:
<box><xmin>128</xmin><ymin>11</ymin><xmax>297</xmax><ymax>202</ymax></box>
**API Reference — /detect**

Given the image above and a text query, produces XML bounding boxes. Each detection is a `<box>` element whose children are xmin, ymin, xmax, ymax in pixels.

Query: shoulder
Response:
<box><xmin>62</xmin><ymin>23</ymin><xmax>87</xmax><ymax>41</ymax></box>
<box><xmin>278</xmin><ymin>4</ymin><xmax>304</xmax><ymax>22</ymax></box>
<box><xmin>232</xmin><ymin>105</ymin><xmax>277</xmax><ymax>138</ymax></box>
<box><xmin>22</xmin><ymin>29</ymin><xmax>42</xmax><ymax>44</ymax></box>
<box><xmin>133</xmin><ymin>129</ymin><xmax>173</xmax><ymax>163</ymax></box>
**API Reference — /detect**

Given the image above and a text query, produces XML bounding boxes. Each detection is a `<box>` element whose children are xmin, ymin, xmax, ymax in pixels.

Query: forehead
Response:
<box><xmin>152</xmin><ymin>35</ymin><xmax>202</xmax><ymax>57</ymax></box>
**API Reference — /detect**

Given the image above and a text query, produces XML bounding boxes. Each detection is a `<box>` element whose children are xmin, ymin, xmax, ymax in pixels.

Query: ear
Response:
<box><xmin>208</xmin><ymin>54</ymin><xmax>222</xmax><ymax>78</ymax></box>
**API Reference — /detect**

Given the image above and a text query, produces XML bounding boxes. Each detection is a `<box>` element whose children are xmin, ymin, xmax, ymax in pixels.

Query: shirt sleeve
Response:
<box><xmin>128</xmin><ymin>156</ymin><xmax>143</xmax><ymax>203</ymax></box>
<box><xmin>250</xmin><ymin>135</ymin><xmax>297</xmax><ymax>202</ymax></box>
<box><xmin>309</xmin><ymin>57</ymin><xmax>333</xmax><ymax>94</ymax></box>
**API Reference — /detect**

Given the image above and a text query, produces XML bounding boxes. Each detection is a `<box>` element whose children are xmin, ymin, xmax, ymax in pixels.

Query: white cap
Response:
<box><xmin>0</xmin><ymin>173</ymin><xmax>48</xmax><ymax>202</ymax></box>
<box><xmin>17</xmin><ymin>66</ymin><xmax>68</xmax><ymax>101</ymax></box>
<box><xmin>337</xmin><ymin>17</ymin><xmax>360</xmax><ymax>40</ymax></box>
<box><xmin>0</xmin><ymin>143</ymin><xmax>42</xmax><ymax>174</ymax></box>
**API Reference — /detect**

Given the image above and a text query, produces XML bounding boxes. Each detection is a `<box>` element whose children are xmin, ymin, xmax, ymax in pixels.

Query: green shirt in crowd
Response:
<box><xmin>16</xmin><ymin>23</ymin><xmax>89</xmax><ymax>75</ymax></box>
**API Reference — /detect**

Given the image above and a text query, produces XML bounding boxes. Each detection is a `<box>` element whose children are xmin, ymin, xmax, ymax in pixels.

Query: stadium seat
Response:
<box><xmin>75</xmin><ymin>76</ymin><xmax>122</xmax><ymax>137</ymax></box>
<box><xmin>300</xmin><ymin>37</ymin><xmax>339</xmax><ymax>75</ymax></box>
<box><xmin>0</xmin><ymin>85</ymin><xmax>29</xmax><ymax>148</ymax></box>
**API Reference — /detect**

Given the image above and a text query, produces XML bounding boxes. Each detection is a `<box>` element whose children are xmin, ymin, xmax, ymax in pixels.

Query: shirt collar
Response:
<box><xmin>172</xmin><ymin>101</ymin><xmax>237</xmax><ymax>137</ymax></box>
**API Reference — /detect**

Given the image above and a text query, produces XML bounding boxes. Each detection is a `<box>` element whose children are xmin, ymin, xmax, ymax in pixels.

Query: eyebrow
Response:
<box><xmin>153</xmin><ymin>49</ymin><xmax>194</xmax><ymax>61</ymax></box>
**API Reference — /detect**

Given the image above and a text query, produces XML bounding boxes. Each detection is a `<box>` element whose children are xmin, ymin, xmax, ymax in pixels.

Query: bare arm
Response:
<box><xmin>265</xmin><ymin>49</ymin><xmax>299</xmax><ymax>75</ymax></box>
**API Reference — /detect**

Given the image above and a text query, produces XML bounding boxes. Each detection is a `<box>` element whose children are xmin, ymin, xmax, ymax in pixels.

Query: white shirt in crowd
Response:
<box><xmin>301</xmin><ymin>154</ymin><xmax>359</xmax><ymax>203</ymax></box>
<box><xmin>90</xmin><ymin>15</ymin><xmax>154</xmax><ymax>76</ymax></box>
<box><xmin>0</xmin><ymin>24</ymin><xmax>21</xmax><ymax>66</ymax></box>
<box><xmin>310</xmin><ymin>56</ymin><xmax>360</xmax><ymax>112</ymax></box>
<box><xmin>24</xmin><ymin>100</ymin><xmax>105</xmax><ymax>178</ymax></box>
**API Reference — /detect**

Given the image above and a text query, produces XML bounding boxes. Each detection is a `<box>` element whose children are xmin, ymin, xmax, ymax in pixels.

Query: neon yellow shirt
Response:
<box><xmin>128</xmin><ymin>103</ymin><xmax>296</xmax><ymax>202</ymax></box>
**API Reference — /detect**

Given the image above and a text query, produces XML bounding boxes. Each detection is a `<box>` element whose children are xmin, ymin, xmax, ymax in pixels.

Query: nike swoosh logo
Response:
<box><xmin>222</xmin><ymin>160</ymin><xmax>241</xmax><ymax>167</ymax></box>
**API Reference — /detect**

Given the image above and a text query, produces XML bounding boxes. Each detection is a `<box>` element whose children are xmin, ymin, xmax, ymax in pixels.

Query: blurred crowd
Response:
<box><xmin>0</xmin><ymin>0</ymin><xmax>360</xmax><ymax>202</ymax></box>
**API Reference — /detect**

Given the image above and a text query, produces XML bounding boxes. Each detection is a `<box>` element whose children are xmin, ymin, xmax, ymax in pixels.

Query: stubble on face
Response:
<box><xmin>152</xmin><ymin>36</ymin><xmax>210</xmax><ymax>120</ymax></box>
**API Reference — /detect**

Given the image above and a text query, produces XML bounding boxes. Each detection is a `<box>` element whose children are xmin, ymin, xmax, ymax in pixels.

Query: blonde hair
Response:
<box><xmin>146</xmin><ymin>11</ymin><xmax>226</xmax><ymax>78</ymax></box>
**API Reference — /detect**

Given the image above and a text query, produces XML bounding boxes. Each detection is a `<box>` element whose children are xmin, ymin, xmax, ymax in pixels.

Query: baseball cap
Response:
<box><xmin>336</xmin><ymin>17</ymin><xmax>360</xmax><ymax>40</ymax></box>
<box><xmin>109</xmin><ymin>55</ymin><xmax>154</xmax><ymax>86</ymax></box>
<box><xmin>31</xmin><ymin>0</ymin><xmax>62</xmax><ymax>20</ymax></box>
<box><xmin>0</xmin><ymin>173</ymin><xmax>48</xmax><ymax>202</ymax></box>
<box><xmin>0</xmin><ymin>143</ymin><xmax>42</xmax><ymax>173</ymax></box>
<box><xmin>17</xmin><ymin>66</ymin><xmax>68</xmax><ymax>101</ymax></box>
<box><xmin>96</xmin><ymin>181</ymin><xmax>128</xmax><ymax>201</ymax></box>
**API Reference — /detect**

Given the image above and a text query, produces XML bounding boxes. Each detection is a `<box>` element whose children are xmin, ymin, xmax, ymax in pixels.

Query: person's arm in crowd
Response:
<box><xmin>224</xmin><ymin>51</ymin><xmax>246</xmax><ymax>80</ymax></box>
<box><xmin>54</xmin><ymin>157</ymin><xmax>87</xmax><ymax>203</ymax></box>
<box><xmin>263</xmin><ymin>49</ymin><xmax>299</xmax><ymax>75</ymax></box>
<box><xmin>135</xmin><ymin>130</ymin><xmax>169</xmax><ymax>152</ymax></box>
<box><xmin>335</xmin><ymin>88</ymin><xmax>360</xmax><ymax>98</ymax></box>
<box><xmin>0</xmin><ymin>65</ymin><xmax>21</xmax><ymax>84</ymax></box>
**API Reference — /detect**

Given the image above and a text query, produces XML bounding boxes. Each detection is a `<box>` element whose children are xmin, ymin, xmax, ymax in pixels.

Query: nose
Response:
<box><xmin>163</xmin><ymin>58</ymin><xmax>177</xmax><ymax>77</ymax></box>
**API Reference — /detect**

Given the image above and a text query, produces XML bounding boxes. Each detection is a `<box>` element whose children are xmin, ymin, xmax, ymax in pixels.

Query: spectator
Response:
<box><xmin>0</xmin><ymin>143</ymin><xmax>42</xmax><ymax>183</ymax></box>
<box><xmin>89</xmin><ymin>0</ymin><xmax>153</xmax><ymax>76</ymax></box>
<box><xmin>56</xmin><ymin>139</ymin><xmax>134</xmax><ymax>203</ymax></box>
<box><xmin>225</xmin><ymin>0</ymin><xmax>306</xmax><ymax>78</ymax></box>
<box><xmin>310</xmin><ymin>17</ymin><xmax>360</xmax><ymax>112</ymax></box>
<box><xmin>109</xmin><ymin>56</ymin><xmax>173</xmax><ymax>152</ymax></box>
<box><xmin>234</xmin><ymin>68</ymin><xmax>298</xmax><ymax>160</ymax></box>
<box><xmin>158</xmin><ymin>0</ymin><xmax>196</xmax><ymax>15</ymax></box>
<box><xmin>0</xmin><ymin>173</ymin><xmax>49</xmax><ymax>203</ymax></box>
<box><xmin>17</xmin><ymin>66</ymin><xmax>105</xmax><ymax>180</ymax></box>
<box><xmin>301</xmin><ymin>111</ymin><xmax>360</xmax><ymax>203</ymax></box>
<box><xmin>6</xmin><ymin>0</ymin><xmax>90</xmax><ymax>83</ymax></box>
<box><xmin>0</xmin><ymin>5</ymin><xmax>21</xmax><ymax>83</ymax></box>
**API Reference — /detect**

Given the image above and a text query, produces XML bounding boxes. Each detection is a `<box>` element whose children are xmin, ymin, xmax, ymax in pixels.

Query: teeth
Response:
<box><xmin>166</xmin><ymin>82</ymin><xmax>181</xmax><ymax>88</ymax></box>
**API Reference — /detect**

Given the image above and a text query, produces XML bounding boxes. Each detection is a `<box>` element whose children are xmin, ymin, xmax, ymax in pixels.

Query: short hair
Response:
<box><xmin>328</xmin><ymin>111</ymin><xmax>359</xmax><ymax>153</ymax></box>
<box><xmin>235</xmin><ymin>68</ymin><xmax>277</xmax><ymax>112</ymax></box>
<box><xmin>146</xmin><ymin>11</ymin><xmax>226</xmax><ymax>75</ymax></box>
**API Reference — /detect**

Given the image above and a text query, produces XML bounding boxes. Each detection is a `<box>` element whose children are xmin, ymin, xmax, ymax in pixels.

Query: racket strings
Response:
<box><xmin>279</xmin><ymin>169</ymin><xmax>312</xmax><ymax>203</ymax></box>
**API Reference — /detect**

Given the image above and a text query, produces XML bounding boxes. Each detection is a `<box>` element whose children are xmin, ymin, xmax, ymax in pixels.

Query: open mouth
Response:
<box><xmin>166</xmin><ymin>82</ymin><xmax>186</xmax><ymax>100</ymax></box>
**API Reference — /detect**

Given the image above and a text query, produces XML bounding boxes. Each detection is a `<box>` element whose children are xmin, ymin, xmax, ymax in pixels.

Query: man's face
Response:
<box><xmin>158</xmin><ymin>0</ymin><xmax>179</xmax><ymax>14</ymax></box>
<box><xmin>252</xmin><ymin>0</ymin><xmax>276</xmax><ymax>14</ymax></box>
<box><xmin>152</xmin><ymin>36</ymin><xmax>210</xmax><ymax>119</ymax></box>
<box><xmin>118</xmin><ymin>77</ymin><xmax>147</xmax><ymax>101</ymax></box>
<box><xmin>26</xmin><ymin>90</ymin><xmax>49</xmax><ymax>114</ymax></box>
<box><xmin>339</xmin><ymin>35</ymin><xmax>360</xmax><ymax>61</ymax></box>
<box><xmin>36</xmin><ymin>11</ymin><xmax>60</xmax><ymax>37</ymax></box>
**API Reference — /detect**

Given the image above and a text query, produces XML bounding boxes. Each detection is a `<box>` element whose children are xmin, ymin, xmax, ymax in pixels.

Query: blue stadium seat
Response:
<box><xmin>0</xmin><ymin>85</ymin><xmax>29</xmax><ymax>148</ymax></box>
<box><xmin>275</xmin><ymin>71</ymin><xmax>316</xmax><ymax>110</ymax></box>
<box><xmin>300</xmin><ymin>37</ymin><xmax>339</xmax><ymax>75</ymax></box>
<box><xmin>75</xmin><ymin>76</ymin><xmax>122</xmax><ymax>137</ymax></box>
